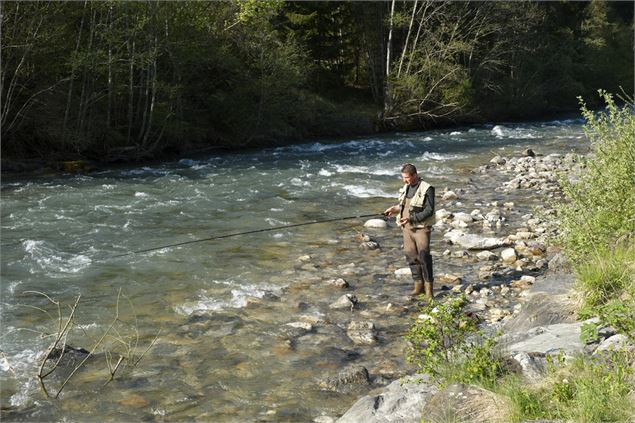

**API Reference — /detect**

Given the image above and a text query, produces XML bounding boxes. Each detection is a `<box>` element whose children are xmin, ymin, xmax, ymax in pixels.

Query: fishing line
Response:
<box><xmin>111</xmin><ymin>212</ymin><xmax>385</xmax><ymax>259</ymax></box>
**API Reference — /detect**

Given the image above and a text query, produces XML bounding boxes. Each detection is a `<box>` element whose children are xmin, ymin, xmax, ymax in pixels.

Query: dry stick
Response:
<box><xmin>103</xmin><ymin>355</ymin><xmax>124</xmax><ymax>386</ymax></box>
<box><xmin>54</xmin><ymin>289</ymin><xmax>122</xmax><ymax>398</ymax></box>
<box><xmin>33</xmin><ymin>294</ymin><xmax>80</xmax><ymax>397</ymax></box>
<box><xmin>133</xmin><ymin>329</ymin><xmax>161</xmax><ymax>367</ymax></box>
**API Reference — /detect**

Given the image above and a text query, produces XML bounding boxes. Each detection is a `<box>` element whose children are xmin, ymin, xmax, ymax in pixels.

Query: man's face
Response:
<box><xmin>401</xmin><ymin>172</ymin><xmax>418</xmax><ymax>186</ymax></box>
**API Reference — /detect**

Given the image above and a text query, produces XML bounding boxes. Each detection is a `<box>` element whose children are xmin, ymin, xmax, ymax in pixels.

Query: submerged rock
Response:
<box><xmin>319</xmin><ymin>365</ymin><xmax>370</xmax><ymax>393</ymax></box>
<box><xmin>330</xmin><ymin>294</ymin><xmax>358</xmax><ymax>310</ymax></box>
<box><xmin>346</xmin><ymin>321</ymin><xmax>378</xmax><ymax>345</ymax></box>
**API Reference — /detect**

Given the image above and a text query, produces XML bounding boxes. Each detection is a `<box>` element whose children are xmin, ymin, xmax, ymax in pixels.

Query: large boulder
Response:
<box><xmin>443</xmin><ymin>230</ymin><xmax>508</xmax><ymax>250</ymax></box>
<box><xmin>337</xmin><ymin>374</ymin><xmax>438</xmax><ymax>423</ymax></box>
<box><xmin>504</xmin><ymin>321</ymin><xmax>586</xmax><ymax>357</ymax></box>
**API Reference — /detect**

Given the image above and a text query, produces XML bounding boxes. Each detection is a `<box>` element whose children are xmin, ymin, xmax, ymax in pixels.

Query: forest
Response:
<box><xmin>1</xmin><ymin>0</ymin><xmax>633</xmax><ymax>162</ymax></box>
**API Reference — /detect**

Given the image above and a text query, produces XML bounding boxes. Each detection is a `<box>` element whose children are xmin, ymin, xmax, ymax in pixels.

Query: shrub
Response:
<box><xmin>501</xmin><ymin>351</ymin><xmax>635</xmax><ymax>422</ymax></box>
<box><xmin>556</xmin><ymin>90</ymin><xmax>635</xmax><ymax>264</ymax></box>
<box><xmin>405</xmin><ymin>295</ymin><xmax>505</xmax><ymax>388</ymax></box>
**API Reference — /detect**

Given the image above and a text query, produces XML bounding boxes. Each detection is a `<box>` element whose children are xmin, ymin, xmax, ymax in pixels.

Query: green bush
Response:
<box><xmin>405</xmin><ymin>295</ymin><xmax>505</xmax><ymax>388</ymax></box>
<box><xmin>556</xmin><ymin>91</ymin><xmax>635</xmax><ymax>264</ymax></box>
<box><xmin>501</xmin><ymin>351</ymin><xmax>635</xmax><ymax>422</ymax></box>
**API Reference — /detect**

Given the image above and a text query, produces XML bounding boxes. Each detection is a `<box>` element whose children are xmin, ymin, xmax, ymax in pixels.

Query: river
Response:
<box><xmin>1</xmin><ymin>119</ymin><xmax>588</xmax><ymax>421</ymax></box>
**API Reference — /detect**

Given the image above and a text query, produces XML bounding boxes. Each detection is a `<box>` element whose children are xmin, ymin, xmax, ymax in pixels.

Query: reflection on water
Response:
<box><xmin>0</xmin><ymin>119</ymin><xmax>588</xmax><ymax>421</ymax></box>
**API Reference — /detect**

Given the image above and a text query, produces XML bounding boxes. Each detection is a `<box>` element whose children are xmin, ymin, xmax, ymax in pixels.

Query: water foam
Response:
<box><xmin>23</xmin><ymin>240</ymin><xmax>92</xmax><ymax>276</ymax></box>
<box><xmin>341</xmin><ymin>185</ymin><xmax>394</xmax><ymax>198</ymax></box>
<box><xmin>418</xmin><ymin>151</ymin><xmax>466</xmax><ymax>161</ymax></box>
<box><xmin>175</xmin><ymin>280</ymin><xmax>283</xmax><ymax>315</ymax></box>
<box><xmin>333</xmin><ymin>164</ymin><xmax>395</xmax><ymax>176</ymax></box>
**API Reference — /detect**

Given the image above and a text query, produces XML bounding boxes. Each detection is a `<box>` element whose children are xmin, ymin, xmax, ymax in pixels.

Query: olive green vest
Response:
<box><xmin>398</xmin><ymin>180</ymin><xmax>435</xmax><ymax>228</ymax></box>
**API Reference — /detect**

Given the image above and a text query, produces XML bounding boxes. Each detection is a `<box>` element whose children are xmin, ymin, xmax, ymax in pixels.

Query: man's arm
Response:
<box><xmin>409</xmin><ymin>187</ymin><xmax>435</xmax><ymax>223</ymax></box>
<box><xmin>383</xmin><ymin>205</ymin><xmax>400</xmax><ymax>216</ymax></box>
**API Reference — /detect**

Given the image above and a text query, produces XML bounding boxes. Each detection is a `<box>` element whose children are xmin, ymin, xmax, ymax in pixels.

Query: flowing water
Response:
<box><xmin>1</xmin><ymin>120</ymin><xmax>588</xmax><ymax>421</ymax></box>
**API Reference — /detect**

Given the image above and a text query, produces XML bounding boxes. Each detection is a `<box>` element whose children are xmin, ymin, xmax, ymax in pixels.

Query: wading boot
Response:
<box><xmin>424</xmin><ymin>281</ymin><xmax>434</xmax><ymax>302</ymax></box>
<box><xmin>410</xmin><ymin>280</ymin><xmax>424</xmax><ymax>297</ymax></box>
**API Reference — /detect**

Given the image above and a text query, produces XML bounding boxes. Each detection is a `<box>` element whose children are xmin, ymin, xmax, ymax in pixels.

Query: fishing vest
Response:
<box><xmin>398</xmin><ymin>180</ymin><xmax>435</xmax><ymax>229</ymax></box>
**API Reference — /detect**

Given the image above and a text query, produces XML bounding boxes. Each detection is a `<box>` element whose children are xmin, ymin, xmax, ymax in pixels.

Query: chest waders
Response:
<box><xmin>400</xmin><ymin>183</ymin><xmax>434</xmax><ymax>300</ymax></box>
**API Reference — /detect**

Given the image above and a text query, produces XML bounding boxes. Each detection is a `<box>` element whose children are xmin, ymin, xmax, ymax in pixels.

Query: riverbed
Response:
<box><xmin>1</xmin><ymin>119</ymin><xmax>588</xmax><ymax>421</ymax></box>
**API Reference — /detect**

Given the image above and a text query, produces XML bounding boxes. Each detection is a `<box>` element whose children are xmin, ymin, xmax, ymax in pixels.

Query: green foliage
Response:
<box><xmin>557</xmin><ymin>92</ymin><xmax>635</xmax><ymax>263</ymax></box>
<box><xmin>501</xmin><ymin>352</ymin><xmax>635</xmax><ymax>422</ymax></box>
<box><xmin>554</xmin><ymin>91</ymin><xmax>635</xmax><ymax>338</ymax></box>
<box><xmin>405</xmin><ymin>295</ymin><xmax>505</xmax><ymax>388</ymax></box>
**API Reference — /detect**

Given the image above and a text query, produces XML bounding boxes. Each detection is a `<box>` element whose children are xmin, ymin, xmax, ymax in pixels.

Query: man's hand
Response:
<box><xmin>398</xmin><ymin>217</ymin><xmax>409</xmax><ymax>226</ymax></box>
<box><xmin>383</xmin><ymin>205</ymin><xmax>399</xmax><ymax>217</ymax></box>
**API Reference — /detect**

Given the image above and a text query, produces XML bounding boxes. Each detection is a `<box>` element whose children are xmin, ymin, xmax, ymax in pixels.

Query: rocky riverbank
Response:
<box><xmin>329</xmin><ymin>150</ymin><xmax>635</xmax><ymax>422</ymax></box>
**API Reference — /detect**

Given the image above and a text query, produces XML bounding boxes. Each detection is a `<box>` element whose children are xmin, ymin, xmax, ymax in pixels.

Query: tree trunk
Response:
<box><xmin>397</xmin><ymin>0</ymin><xmax>418</xmax><ymax>79</ymax></box>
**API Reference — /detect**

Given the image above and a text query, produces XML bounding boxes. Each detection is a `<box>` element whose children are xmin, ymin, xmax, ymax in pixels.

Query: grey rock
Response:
<box><xmin>337</xmin><ymin>374</ymin><xmax>438</xmax><ymax>423</ymax></box>
<box><xmin>453</xmin><ymin>212</ymin><xmax>474</xmax><ymax>224</ymax></box>
<box><xmin>347</xmin><ymin>321</ymin><xmax>378</xmax><ymax>345</ymax></box>
<box><xmin>326</xmin><ymin>278</ymin><xmax>350</xmax><ymax>289</ymax></box>
<box><xmin>442</xmin><ymin>191</ymin><xmax>459</xmax><ymax>201</ymax></box>
<box><xmin>394</xmin><ymin>268</ymin><xmax>411</xmax><ymax>278</ymax></box>
<box><xmin>443</xmin><ymin>230</ymin><xmax>507</xmax><ymax>250</ymax></box>
<box><xmin>476</xmin><ymin>251</ymin><xmax>498</xmax><ymax>261</ymax></box>
<box><xmin>319</xmin><ymin>365</ymin><xmax>370</xmax><ymax>393</ymax></box>
<box><xmin>548</xmin><ymin>253</ymin><xmax>569</xmax><ymax>270</ymax></box>
<box><xmin>330</xmin><ymin>294</ymin><xmax>358</xmax><ymax>310</ymax></box>
<box><xmin>364</xmin><ymin>219</ymin><xmax>388</xmax><ymax>229</ymax></box>
<box><xmin>360</xmin><ymin>241</ymin><xmax>380</xmax><ymax>250</ymax></box>
<box><xmin>501</xmin><ymin>247</ymin><xmax>517</xmax><ymax>262</ymax></box>
<box><xmin>594</xmin><ymin>334</ymin><xmax>632</xmax><ymax>354</ymax></box>
<box><xmin>511</xmin><ymin>352</ymin><xmax>547</xmax><ymax>381</ymax></box>
<box><xmin>506</xmin><ymin>321</ymin><xmax>585</xmax><ymax>356</ymax></box>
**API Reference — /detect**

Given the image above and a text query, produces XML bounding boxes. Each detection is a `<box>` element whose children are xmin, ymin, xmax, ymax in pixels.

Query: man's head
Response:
<box><xmin>400</xmin><ymin>163</ymin><xmax>419</xmax><ymax>186</ymax></box>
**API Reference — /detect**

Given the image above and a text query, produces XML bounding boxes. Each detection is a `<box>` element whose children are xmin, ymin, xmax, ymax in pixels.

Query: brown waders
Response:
<box><xmin>402</xmin><ymin>197</ymin><xmax>434</xmax><ymax>300</ymax></box>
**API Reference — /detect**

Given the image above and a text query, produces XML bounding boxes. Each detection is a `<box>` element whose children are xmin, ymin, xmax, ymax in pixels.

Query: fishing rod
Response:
<box><xmin>111</xmin><ymin>212</ymin><xmax>385</xmax><ymax>258</ymax></box>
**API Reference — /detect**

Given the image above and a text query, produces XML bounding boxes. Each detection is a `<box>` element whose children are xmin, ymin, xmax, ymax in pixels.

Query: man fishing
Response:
<box><xmin>384</xmin><ymin>163</ymin><xmax>435</xmax><ymax>300</ymax></box>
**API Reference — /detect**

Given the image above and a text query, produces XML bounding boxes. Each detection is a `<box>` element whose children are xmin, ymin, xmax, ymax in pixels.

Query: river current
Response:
<box><xmin>1</xmin><ymin>120</ymin><xmax>587</xmax><ymax>421</ymax></box>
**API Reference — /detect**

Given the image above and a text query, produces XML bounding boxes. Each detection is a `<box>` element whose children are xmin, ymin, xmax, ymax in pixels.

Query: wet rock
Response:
<box><xmin>451</xmin><ymin>250</ymin><xmax>469</xmax><ymax>259</ymax></box>
<box><xmin>326</xmin><ymin>278</ymin><xmax>349</xmax><ymax>289</ymax></box>
<box><xmin>284</xmin><ymin>322</ymin><xmax>314</xmax><ymax>338</ymax></box>
<box><xmin>394</xmin><ymin>267</ymin><xmax>411</xmax><ymax>278</ymax></box>
<box><xmin>297</xmin><ymin>255</ymin><xmax>312</xmax><ymax>262</ymax></box>
<box><xmin>453</xmin><ymin>212</ymin><xmax>474</xmax><ymax>224</ymax></box>
<box><xmin>524</xmin><ymin>148</ymin><xmax>536</xmax><ymax>157</ymax></box>
<box><xmin>476</xmin><ymin>251</ymin><xmax>498</xmax><ymax>261</ymax></box>
<box><xmin>435</xmin><ymin>209</ymin><xmax>453</xmax><ymax>220</ymax></box>
<box><xmin>330</xmin><ymin>294</ymin><xmax>358</xmax><ymax>310</ymax></box>
<box><xmin>359</xmin><ymin>241</ymin><xmax>380</xmax><ymax>250</ymax></box>
<box><xmin>319</xmin><ymin>365</ymin><xmax>370</xmax><ymax>393</ymax></box>
<box><xmin>439</xmin><ymin>274</ymin><xmax>462</xmax><ymax>285</ymax></box>
<box><xmin>347</xmin><ymin>321</ymin><xmax>378</xmax><ymax>345</ymax></box>
<box><xmin>490</xmin><ymin>156</ymin><xmax>507</xmax><ymax>165</ymax></box>
<box><xmin>337</xmin><ymin>374</ymin><xmax>438</xmax><ymax>423</ymax></box>
<box><xmin>443</xmin><ymin>230</ymin><xmax>507</xmax><ymax>250</ymax></box>
<box><xmin>501</xmin><ymin>247</ymin><xmax>517</xmax><ymax>263</ymax></box>
<box><xmin>364</xmin><ymin>219</ymin><xmax>388</xmax><ymax>229</ymax></box>
<box><xmin>442</xmin><ymin>191</ymin><xmax>459</xmax><ymax>201</ymax></box>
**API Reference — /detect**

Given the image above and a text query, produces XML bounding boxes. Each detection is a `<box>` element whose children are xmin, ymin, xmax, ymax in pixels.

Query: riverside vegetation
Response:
<box><xmin>403</xmin><ymin>92</ymin><xmax>635</xmax><ymax>422</ymax></box>
<box><xmin>1</xmin><ymin>1</ymin><xmax>633</xmax><ymax>164</ymax></box>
